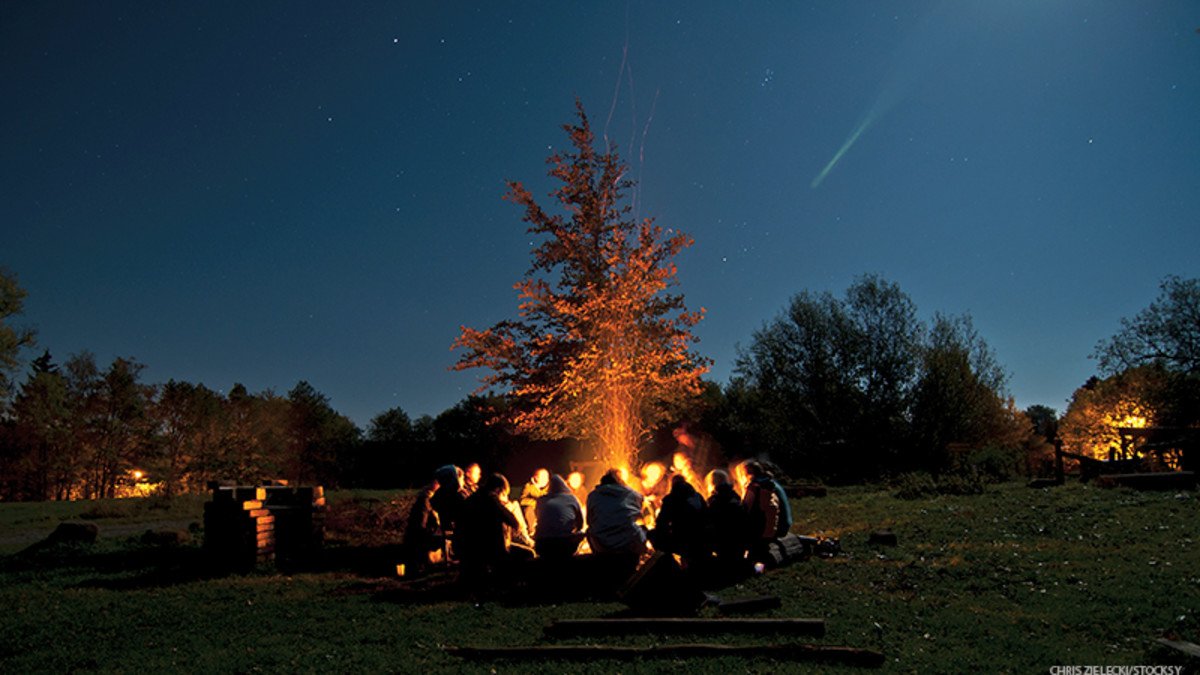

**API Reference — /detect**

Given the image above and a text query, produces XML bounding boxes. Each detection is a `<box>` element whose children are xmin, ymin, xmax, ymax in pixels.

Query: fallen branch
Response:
<box><xmin>447</xmin><ymin>643</ymin><xmax>884</xmax><ymax>667</ymax></box>
<box><xmin>544</xmin><ymin>617</ymin><xmax>825</xmax><ymax>638</ymax></box>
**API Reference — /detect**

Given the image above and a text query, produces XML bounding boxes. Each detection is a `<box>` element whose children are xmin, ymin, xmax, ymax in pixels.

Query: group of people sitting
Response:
<box><xmin>402</xmin><ymin>459</ymin><xmax>793</xmax><ymax>587</ymax></box>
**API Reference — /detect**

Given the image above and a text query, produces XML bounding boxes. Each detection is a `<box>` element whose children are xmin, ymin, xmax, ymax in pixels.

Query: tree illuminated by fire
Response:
<box><xmin>452</xmin><ymin>102</ymin><xmax>710</xmax><ymax>471</ymax></box>
<box><xmin>1059</xmin><ymin>366</ymin><xmax>1165</xmax><ymax>461</ymax></box>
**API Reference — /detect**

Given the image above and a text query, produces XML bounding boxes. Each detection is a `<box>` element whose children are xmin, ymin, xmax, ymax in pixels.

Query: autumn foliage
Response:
<box><xmin>453</xmin><ymin>102</ymin><xmax>709</xmax><ymax>470</ymax></box>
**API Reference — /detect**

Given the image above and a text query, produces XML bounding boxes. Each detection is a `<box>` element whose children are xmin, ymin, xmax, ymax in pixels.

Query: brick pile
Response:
<box><xmin>203</xmin><ymin>484</ymin><xmax>326</xmax><ymax>571</ymax></box>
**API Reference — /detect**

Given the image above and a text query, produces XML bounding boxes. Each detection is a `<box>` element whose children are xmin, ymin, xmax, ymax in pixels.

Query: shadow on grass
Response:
<box><xmin>1</xmin><ymin>540</ymin><xmax>220</xmax><ymax>590</ymax></box>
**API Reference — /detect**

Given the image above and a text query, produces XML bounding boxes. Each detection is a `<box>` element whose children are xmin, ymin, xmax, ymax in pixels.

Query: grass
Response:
<box><xmin>1</xmin><ymin>482</ymin><xmax>1197</xmax><ymax>673</ymax></box>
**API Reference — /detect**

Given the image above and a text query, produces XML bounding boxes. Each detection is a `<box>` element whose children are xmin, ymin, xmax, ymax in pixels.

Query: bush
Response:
<box><xmin>962</xmin><ymin>445</ymin><xmax>1020</xmax><ymax>482</ymax></box>
<box><xmin>893</xmin><ymin>472</ymin><xmax>939</xmax><ymax>499</ymax></box>
<box><xmin>892</xmin><ymin>469</ymin><xmax>987</xmax><ymax>499</ymax></box>
<box><xmin>937</xmin><ymin>468</ymin><xmax>986</xmax><ymax>496</ymax></box>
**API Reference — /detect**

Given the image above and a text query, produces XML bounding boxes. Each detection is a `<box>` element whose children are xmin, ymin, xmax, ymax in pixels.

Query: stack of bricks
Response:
<box><xmin>205</xmin><ymin>484</ymin><xmax>327</xmax><ymax>571</ymax></box>
<box><xmin>262</xmin><ymin>486</ymin><xmax>326</xmax><ymax>569</ymax></box>
<box><xmin>203</xmin><ymin>486</ymin><xmax>275</xmax><ymax>571</ymax></box>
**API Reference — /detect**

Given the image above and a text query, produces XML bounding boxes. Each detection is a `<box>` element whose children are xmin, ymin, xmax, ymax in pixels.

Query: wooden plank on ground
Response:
<box><xmin>545</xmin><ymin>617</ymin><xmax>825</xmax><ymax>638</ymax></box>
<box><xmin>447</xmin><ymin>643</ymin><xmax>884</xmax><ymax>667</ymax></box>
<box><xmin>716</xmin><ymin>595</ymin><xmax>782</xmax><ymax>615</ymax></box>
<box><xmin>1156</xmin><ymin>638</ymin><xmax>1200</xmax><ymax>659</ymax></box>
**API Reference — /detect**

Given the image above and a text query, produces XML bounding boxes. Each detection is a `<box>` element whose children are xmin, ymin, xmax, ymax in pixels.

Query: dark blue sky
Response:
<box><xmin>4</xmin><ymin>2</ymin><xmax>1199</xmax><ymax>426</ymax></box>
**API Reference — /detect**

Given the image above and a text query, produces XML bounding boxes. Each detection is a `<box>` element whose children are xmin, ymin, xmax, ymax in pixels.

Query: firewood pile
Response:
<box><xmin>203</xmin><ymin>484</ymin><xmax>327</xmax><ymax>571</ymax></box>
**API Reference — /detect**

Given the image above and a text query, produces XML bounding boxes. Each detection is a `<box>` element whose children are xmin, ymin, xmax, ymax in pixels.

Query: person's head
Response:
<box><xmin>669</xmin><ymin>474</ymin><xmax>693</xmax><ymax>494</ymax></box>
<box><xmin>742</xmin><ymin>460</ymin><xmax>765</xmax><ymax>479</ymax></box>
<box><xmin>482</xmin><ymin>473</ymin><xmax>510</xmax><ymax>498</ymax></box>
<box><xmin>435</xmin><ymin>464</ymin><xmax>463</xmax><ymax>490</ymax></box>
<box><xmin>466</xmin><ymin>463</ymin><xmax>482</xmax><ymax>486</ymax></box>
<box><xmin>566</xmin><ymin>471</ymin><xmax>585</xmax><ymax>492</ymax></box>
<box><xmin>706</xmin><ymin>469</ymin><xmax>730</xmax><ymax>494</ymax></box>
<box><xmin>532</xmin><ymin>468</ymin><xmax>550</xmax><ymax>490</ymax></box>
<box><xmin>599</xmin><ymin>468</ymin><xmax>623</xmax><ymax>486</ymax></box>
<box><xmin>547</xmin><ymin>474</ymin><xmax>570</xmax><ymax>494</ymax></box>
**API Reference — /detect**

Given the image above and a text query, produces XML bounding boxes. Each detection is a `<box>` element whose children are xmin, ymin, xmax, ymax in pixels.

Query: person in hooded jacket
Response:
<box><xmin>455</xmin><ymin>473</ymin><xmax>532</xmax><ymax>587</ymax></box>
<box><xmin>740</xmin><ymin>460</ymin><xmax>793</xmax><ymax>559</ymax></box>
<box><xmin>585</xmin><ymin>469</ymin><xmax>647</xmax><ymax>557</ymax></box>
<box><xmin>704</xmin><ymin>469</ymin><xmax>749</xmax><ymax>575</ymax></box>
<box><xmin>429</xmin><ymin>464</ymin><xmax>469</xmax><ymax>535</ymax></box>
<box><xmin>533</xmin><ymin>474</ymin><xmax>585</xmax><ymax>559</ymax></box>
<box><xmin>649</xmin><ymin>474</ymin><xmax>707</xmax><ymax>565</ymax></box>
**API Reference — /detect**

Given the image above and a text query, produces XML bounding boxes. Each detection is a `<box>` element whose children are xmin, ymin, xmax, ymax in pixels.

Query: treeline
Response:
<box><xmin>701</xmin><ymin>275</ymin><xmax>1042</xmax><ymax>483</ymax></box>
<box><xmin>0</xmin><ymin>272</ymin><xmax>1058</xmax><ymax>500</ymax></box>
<box><xmin>0</xmin><ymin>347</ymin><xmax>539</xmax><ymax>501</ymax></box>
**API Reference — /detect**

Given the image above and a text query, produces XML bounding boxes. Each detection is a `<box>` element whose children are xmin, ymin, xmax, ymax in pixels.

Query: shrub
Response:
<box><xmin>962</xmin><ymin>445</ymin><xmax>1020</xmax><ymax>482</ymax></box>
<box><xmin>893</xmin><ymin>472</ymin><xmax>939</xmax><ymax>499</ymax></box>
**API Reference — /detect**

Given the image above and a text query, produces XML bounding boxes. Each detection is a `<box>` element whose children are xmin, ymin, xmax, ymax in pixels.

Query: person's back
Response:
<box><xmin>652</xmin><ymin>475</ymin><xmax>706</xmax><ymax>559</ymax></box>
<box><xmin>586</xmin><ymin>471</ymin><xmax>647</xmax><ymax>555</ymax></box>
<box><xmin>402</xmin><ymin>482</ymin><xmax>442</xmax><ymax>573</ymax></box>
<box><xmin>456</xmin><ymin>475</ymin><xmax>519</xmax><ymax>569</ymax></box>
<box><xmin>430</xmin><ymin>465</ymin><xmax>468</xmax><ymax>533</ymax></box>
<box><xmin>741</xmin><ymin>461</ymin><xmax>793</xmax><ymax>544</ymax></box>
<box><xmin>706</xmin><ymin>474</ymin><xmax>748</xmax><ymax>566</ymax></box>
<box><xmin>534</xmin><ymin>475</ymin><xmax>584</xmax><ymax>558</ymax></box>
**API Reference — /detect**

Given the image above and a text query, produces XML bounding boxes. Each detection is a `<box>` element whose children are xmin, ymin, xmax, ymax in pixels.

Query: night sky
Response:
<box><xmin>3</xmin><ymin>2</ymin><xmax>1199</xmax><ymax>427</ymax></box>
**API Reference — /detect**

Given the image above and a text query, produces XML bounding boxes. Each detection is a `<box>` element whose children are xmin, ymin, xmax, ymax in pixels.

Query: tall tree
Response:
<box><xmin>367</xmin><ymin>406</ymin><xmax>413</xmax><ymax>444</ymax></box>
<box><xmin>286</xmin><ymin>381</ymin><xmax>360</xmax><ymax>486</ymax></box>
<box><xmin>0</xmin><ymin>268</ymin><xmax>36</xmax><ymax>404</ymax></box>
<box><xmin>220</xmin><ymin>383</ymin><xmax>290</xmax><ymax>483</ymax></box>
<box><xmin>151</xmin><ymin>379</ymin><xmax>225</xmax><ymax>496</ymax></box>
<box><xmin>453</xmin><ymin>102</ymin><xmax>709</xmax><ymax>470</ymax></box>
<box><xmin>1094</xmin><ymin>275</ymin><xmax>1200</xmax><ymax>376</ymax></box>
<box><xmin>910</xmin><ymin>313</ymin><xmax>1023</xmax><ymax>473</ymax></box>
<box><xmin>9</xmin><ymin>351</ymin><xmax>70</xmax><ymax>499</ymax></box>
<box><xmin>732</xmin><ymin>275</ymin><xmax>921</xmax><ymax>478</ymax></box>
<box><xmin>63</xmin><ymin>354</ymin><xmax>154</xmax><ymax>498</ymax></box>
<box><xmin>1024</xmin><ymin>404</ymin><xmax>1058</xmax><ymax>442</ymax></box>
<box><xmin>1059</xmin><ymin>366</ymin><xmax>1170</xmax><ymax>461</ymax></box>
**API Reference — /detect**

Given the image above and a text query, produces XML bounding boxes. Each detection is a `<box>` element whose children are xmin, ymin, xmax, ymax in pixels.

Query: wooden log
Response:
<box><xmin>544</xmin><ymin>617</ymin><xmax>825</xmax><ymax>638</ymax></box>
<box><xmin>447</xmin><ymin>643</ymin><xmax>884</xmax><ymax>667</ymax></box>
<box><xmin>1156</xmin><ymin>637</ymin><xmax>1200</xmax><ymax>659</ymax></box>
<box><xmin>868</xmin><ymin>531</ymin><xmax>898</xmax><ymax>546</ymax></box>
<box><xmin>618</xmin><ymin>552</ymin><xmax>707</xmax><ymax>615</ymax></box>
<box><xmin>716</xmin><ymin>595</ymin><xmax>782</xmax><ymax>614</ymax></box>
<box><xmin>1102</xmin><ymin>472</ymin><xmax>1196</xmax><ymax>491</ymax></box>
<box><xmin>241</xmin><ymin>500</ymin><xmax>264</xmax><ymax>511</ymax></box>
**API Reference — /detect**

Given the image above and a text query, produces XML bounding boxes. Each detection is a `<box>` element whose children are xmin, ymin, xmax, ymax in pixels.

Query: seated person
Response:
<box><xmin>533</xmin><ymin>474</ymin><xmax>585</xmax><ymax>559</ymax></box>
<box><xmin>519</xmin><ymin>468</ymin><xmax>551</xmax><ymax>536</ymax></box>
<box><xmin>463</xmin><ymin>463</ymin><xmax>483</xmax><ymax>495</ymax></box>
<box><xmin>740</xmin><ymin>460</ymin><xmax>793</xmax><ymax>560</ymax></box>
<box><xmin>704</xmin><ymin>469</ymin><xmax>749</xmax><ymax>573</ymax></box>
<box><xmin>429</xmin><ymin>464</ymin><xmax>469</xmax><ymax>535</ymax></box>
<box><xmin>586</xmin><ymin>469</ymin><xmax>648</xmax><ymax>559</ymax></box>
<box><xmin>649</xmin><ymin>474</ymin><xmax>707</xmax><ymax>566</ymax></box>
<box><xmin>455</xmin><ymin>473</ymin><xmax>533</xmax><ymax>587</ymax></box>
<box><xmin>401</xmin><ymin>481</ymin><xmax>442</xmax><ymax>575</ymax></box>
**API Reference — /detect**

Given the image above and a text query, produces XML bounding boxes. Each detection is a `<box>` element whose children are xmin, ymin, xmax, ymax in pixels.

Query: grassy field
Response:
<box><xmin>1</xmin><ymin>482</ymin><xmax>1197</xmax><ymax>673</ymax></box>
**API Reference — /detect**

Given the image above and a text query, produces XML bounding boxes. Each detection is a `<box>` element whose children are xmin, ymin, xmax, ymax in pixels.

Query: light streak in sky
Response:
<box><xmin>811</xmin><ymin>107</ymin><xmax>878</xmax><ymax>189</ymax></box>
